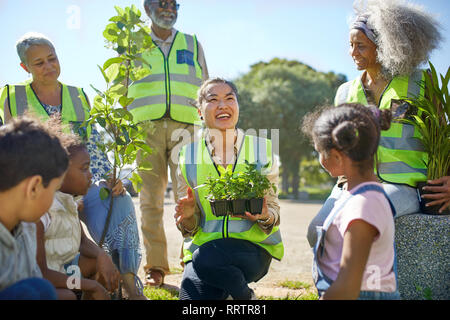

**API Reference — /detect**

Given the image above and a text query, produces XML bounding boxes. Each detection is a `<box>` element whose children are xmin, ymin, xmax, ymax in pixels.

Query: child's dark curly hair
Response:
<box><xmin>0</xmin><ymin>115</ymin><xmax>69</xmax><ymax>191</ymax></box>
<box><xmin>45</xmin><ymin>115</ymin><xmax>88</xmax><ymax>157</ymax></box>
<box><xmin>302</xmin><ymin>103</ymin><xmax>392</xmax><ymax>174</ymax></box>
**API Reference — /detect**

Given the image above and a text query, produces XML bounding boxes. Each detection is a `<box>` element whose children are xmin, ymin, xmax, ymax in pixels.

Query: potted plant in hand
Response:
<box><xmin>243</xmin><ymin>161</ymin><xmax>277</xmax><ymax>215</ymax></box>
<box><xmin>204</xmin><ymin>167</ymin><xmax>232</xmax><ymax>217</ymax></box>
<box><xmin>204</xmin><ymin>161</ymin><xmax>277</xmax><ymax>217</ymax></box>
<box><xmin>404</xmin><ymin>62</ymin><xmax>450</xmax><ymax>215</ymax></box>
<box><xmin>228</xmin><ymin>171</ymin><xmax>252</xmax><ymax>216</ymax></box>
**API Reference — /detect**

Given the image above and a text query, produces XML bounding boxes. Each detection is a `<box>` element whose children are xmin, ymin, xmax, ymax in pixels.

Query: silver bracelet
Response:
<box><xmin>257</xmin><ymin>212</ymin><xmax>273</xmax><ymax>226</ymax></box>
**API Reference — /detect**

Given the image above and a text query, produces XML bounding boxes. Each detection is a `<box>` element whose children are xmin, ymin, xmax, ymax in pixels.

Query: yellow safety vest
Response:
<box><xmin>127</xmin><ymin>31</ymin><xmax>203</xmax><ymax>125</ymax></box>
<box><xmin>179</xmin><ymin>134</ymin><xmax>284</xmax><ymax>263</ymax></box>
<box><xmin>334</xmin><ymin>70</ymin><xmax>427</xmax><ymax>187</ymax></box>
<box><xmin>0</xmin><ymin>86</ymin><xmax>6</xmax><ymax>125</ymax></box>
<box><xmin>6</xmin><ymin>82</ymin><xmax>91</xmax><ymax>137</ymax></box>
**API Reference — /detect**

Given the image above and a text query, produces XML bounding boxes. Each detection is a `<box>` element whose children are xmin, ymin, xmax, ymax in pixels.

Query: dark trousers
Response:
<box><xmin>179</xmin><ymin>238</ymin><xmax>272</xmax><ymax>300</ymax></box>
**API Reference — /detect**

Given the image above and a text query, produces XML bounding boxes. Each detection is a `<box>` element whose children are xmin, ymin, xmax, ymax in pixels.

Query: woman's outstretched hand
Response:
<box><xmin>175</xmin><ymin>187</ymin><xmax>196</xmax><ymax>226</ymax></box>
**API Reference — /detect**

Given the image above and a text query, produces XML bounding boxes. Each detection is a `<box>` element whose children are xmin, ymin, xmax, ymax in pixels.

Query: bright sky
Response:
<box><xmin>0</xmin><ymin>0</ymin><xmax>449</xmax><ymax>102</ymax></box>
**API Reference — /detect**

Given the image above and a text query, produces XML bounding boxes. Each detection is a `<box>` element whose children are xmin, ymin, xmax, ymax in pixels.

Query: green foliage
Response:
<box><xmin>235</xmin><ymin>58</ymin><xmax>346</xmax><ymax>195</ymax></box>
<box><xmin>86</xmin><ymin>5</ymin><xmax>155</xmax><ymax>197</ymax></box>
<box><xmin>279</xmin><ymin>280</ymin><xmax>311</xmax><ymax>290</ymax></box>
<box><xmin>143</xmin><ymin>287</ymin><xmax>179</xmax><ymax>300</ymax></box>
<box><xmin>204</xmin><ymin>161</ymin><xmax>277</xmax><ymax>201</ymax></box>
<box><xmin>404</xmin><ymin>62</ymin><xmax>450</xmax><ymax>180</ymax></box>
<box><xmin>415</xmin><ymin>285</ymin><xmax>433</xmax><ymax>300</ymax></box>
<box><xmin>299</xmin><ymin>158</ymin><xmax>334</xmax><ymax>187</ymax></box>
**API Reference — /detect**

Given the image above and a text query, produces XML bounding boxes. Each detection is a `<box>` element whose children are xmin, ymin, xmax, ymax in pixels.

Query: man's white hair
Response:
<box><xmin>16</xmin><ymin>32</ymin><xmax>55</xmax><ymax>66</ymax></box>
<box><xmin>352</xmin><ymin>0</ymin><xmax>442</xmax><ymax>79</ymax></box>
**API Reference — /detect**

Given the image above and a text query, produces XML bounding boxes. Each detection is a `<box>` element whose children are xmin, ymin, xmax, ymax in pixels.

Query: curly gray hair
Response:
<box><xmin>16</xmin><ymin>32</ymin><xmax>55</xmax><ymax>66</ymax></box>
<box><xmin>352</xmin><ymin>0</ymin><xmax>443</xmax><ymax>79</ymax></box>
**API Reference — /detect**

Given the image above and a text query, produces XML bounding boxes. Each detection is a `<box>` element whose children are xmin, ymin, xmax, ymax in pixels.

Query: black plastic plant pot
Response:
<box><xmin>417</xmin><ymin>181</ymin><xmax>450</xmax><ymax>215</ymax></box>
<box><xmin>210</xmin><ymin>200</ymin><xmax>230</xmax><ymax>217</ymax></box>
<box><xmin>231</xmin><ymin>199</ymin><xmax>247</xmax><ymax>216</ymax></box>
<box><xmin>246</xmin><ymin>198</ymin><xmax>264</xmax><ymax>215</ymax></box>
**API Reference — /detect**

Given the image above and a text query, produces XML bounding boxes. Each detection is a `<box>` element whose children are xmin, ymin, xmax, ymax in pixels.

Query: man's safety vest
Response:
<box><xmin>0</xmin><ymin>86</ymin><xmax>6</xmax><ymax>125</ymax></box>
<box><xmin>334</xmin><ymin>70</ymin><xmax>427</xmax><ymax>187</ymax></box>
<box><xmin>6</xmin><ymin>82</ymin><xmax>91</xmax><ymax>137</ymax></box>
<box><xmin>127</xmin><ymin>31</ymin><xmax>203</xmax><ymax>125</ymax></box>
<box><xmin>179</xmin><ymin>134</ymin><xmax>284</xmax><ymax>263</ymax></box>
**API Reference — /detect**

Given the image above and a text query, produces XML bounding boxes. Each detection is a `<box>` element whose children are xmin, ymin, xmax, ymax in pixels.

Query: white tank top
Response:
<box><xmin>44</xmin><ymin>191</ymin><xmax>81</xmax><ymax>273</ymax></box>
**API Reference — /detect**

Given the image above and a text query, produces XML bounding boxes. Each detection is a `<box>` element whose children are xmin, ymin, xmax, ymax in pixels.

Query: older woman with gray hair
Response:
<box><xmin>2</xmin><ymin>32</ymin><xmax>146</xmax><ymax>299</ymax></box>
<box><xmin>307</xmin><ymin>0</ymin><xmax>448</xmax><ymax>248</ymax></box>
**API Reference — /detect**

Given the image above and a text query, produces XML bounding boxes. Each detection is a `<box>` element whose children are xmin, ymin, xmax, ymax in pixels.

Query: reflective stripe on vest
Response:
<box><xmin>334</xmin><ymin>70</ymin><xmax>427</xmax><ymax>187</ymax></box>
<box><xmin>128</xmin><ymin>32</ymin><xmax>203</xmax><ymax>124</ymax></box>
<box><xmin>179</xmin><ymin>134</ymin><xmax>284</xmax><ymax>263</ymax></box>
<box><xmin>0</xmin><ymin>86</ymin><xmax>6</xmax><ymax>125</ymax></box>
<box><xmin>7</xmin><ymin>83</ymin><xmax>91</xmax><ymax>136</ymax></box>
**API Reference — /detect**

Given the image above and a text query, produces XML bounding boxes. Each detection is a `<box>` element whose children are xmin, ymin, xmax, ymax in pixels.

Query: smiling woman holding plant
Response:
<box><xmin>174</xmin><ymin>78</ymin><xmax>283</xmax><ymax>300</ymax></box>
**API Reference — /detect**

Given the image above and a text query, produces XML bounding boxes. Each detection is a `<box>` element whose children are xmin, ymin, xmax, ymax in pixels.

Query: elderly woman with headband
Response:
<box><xmin>307</xmin><ymin>0</ymin><xmax>449</xmax><ymax>247</ymax></box>
<box><xmin>2</xmin><ymin>32</ymin><xmax>146</xmax><ymax>299</ymax></box>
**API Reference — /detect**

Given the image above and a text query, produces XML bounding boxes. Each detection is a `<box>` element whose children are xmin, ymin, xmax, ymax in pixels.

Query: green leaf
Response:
<box><xmin>132</xmin><ymin>66</ymin><xmax>152</xmax><ymax>82</ymax></box>
<box><xmin>130</xmin><ymin>172</ymin><xmax>143</xmax><ymax>193</ymax></box>
<box><xmin>103</xmin><ymin>57</ymin><xmax>124</xmax><ymax>70</ymax></box>
<box><xmin>98</xmin><ymin>65</ymin><xmax>110</xmax><ymax>83</ymax></box>
<box><xmin>116</xmin><ymin>46</ymin><xmax>127</xmax><ymax>55</ymax></box>
<box><xmin>97</xmin><ymin>117</ymin><xmax>107</xmax><ymax>128</ymax></box>
<box><xmin>114</xmin><ymin>5</ymin><xmax>125</xmax><ymax>16</ymax></box>
<box><xmin>108</xmin><ymin>83</ymin><xmax>127</xmax><ymax>98</ymax></box>
<box><xmin>119</xmin><ymin>96</ymin><xmax>134</xmax><ymax>108</ymax></box>
<box><xmin>121</xmin><ymin>125</ymin><xmax>131</xmax><ymax>143</ymax></box>
<box><xmin>90</xmin><ymin>85</ymin><xmax>105</xmax><ymax>98</ymax></box>
<box><xmin>138</xmin><ymin>160</ymin><xmax>152</xmax><ymax>171</ymax></box>
<box><xmin>99</xmin><ymin>187</ymin><xmax>110</xmax><ymax>200</ymax></box>
<box><xmin>125</xmin><ymin>144</ymin><xmax>136</xmax><ymax>156</ymax></box>
<box><xmin>116</xmin><ymin>136</ymin><xmax>126</xmax><ymax>145</ymax></box>
<box><xmin>135</xmin><ymin>141</ymin><xmax>152</xmax><ymax>154</ymax></box>
<box><xmin>107</xmin><ymin>65</ymin><xmax>120</xmax><ymax>84</ymax></box>
<box><xmin>103</xmin><ymin>23</ymin><xmax>120</xmax><ymax>42</ymax></box>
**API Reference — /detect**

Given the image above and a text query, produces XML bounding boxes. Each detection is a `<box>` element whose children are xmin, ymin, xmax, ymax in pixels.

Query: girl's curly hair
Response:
<box><xmin>352</xmin><ymin>0</ymin><xmax>443</xmax><ymax>79</ymax></box>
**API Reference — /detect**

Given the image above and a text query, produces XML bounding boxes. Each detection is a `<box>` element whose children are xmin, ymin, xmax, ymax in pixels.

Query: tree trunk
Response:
<box><xmin>291</xmin><ymin>165</ymin><xmax>300</xmax><ymax>199</ymax></box>
<box><xmin>281</xmin><ymin>166</ymin><xmax>290</xmax><ymax>194</ymax></box>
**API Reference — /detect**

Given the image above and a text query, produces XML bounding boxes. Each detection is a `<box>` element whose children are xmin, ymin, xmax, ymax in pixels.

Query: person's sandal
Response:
<box><xmin>145</xmin><ymin>269</ymin><xmax>164</xmax><ymax>287</ymax></box>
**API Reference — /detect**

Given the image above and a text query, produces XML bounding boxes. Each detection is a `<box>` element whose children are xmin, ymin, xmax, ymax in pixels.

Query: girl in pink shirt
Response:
<box><xmin>302</xmin><ymin>103</ymin><xmax>400</xmax><ymax>300</ymax></box>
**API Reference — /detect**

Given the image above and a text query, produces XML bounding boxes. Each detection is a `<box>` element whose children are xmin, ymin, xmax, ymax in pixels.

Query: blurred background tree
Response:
<box><xmin>235</xmin><ymin>58</ymin><xmax>346</xmax><ymax>198</ymax></box>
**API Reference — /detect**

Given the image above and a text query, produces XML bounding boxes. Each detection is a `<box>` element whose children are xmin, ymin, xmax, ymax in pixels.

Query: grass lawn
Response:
<box><xmin>143</xmin><ymin>279</ymin><xmax>318</xmax><ymax>300</ymax></box>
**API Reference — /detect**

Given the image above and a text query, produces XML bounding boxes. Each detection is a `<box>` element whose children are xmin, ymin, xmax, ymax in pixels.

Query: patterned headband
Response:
<box><xmin>351</xmin><ymin>15</ymin><xmax>377</xmax><ymax>44</ymax></box>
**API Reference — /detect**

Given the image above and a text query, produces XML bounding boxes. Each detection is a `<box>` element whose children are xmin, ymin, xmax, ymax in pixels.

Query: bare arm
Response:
<box><xmin>79</xmin><ymin>222</ymin><xmax>120</xmax><ymax>291</ymax></box>
<box><xmin>35</xmin><ymin>220</ymin><xmax>109</xmax><ymax>299</ymax></box>
<box><xmin>321</xmin><ymin>220</ymin><xmax>378</xmax><ymax>300</ymax></box>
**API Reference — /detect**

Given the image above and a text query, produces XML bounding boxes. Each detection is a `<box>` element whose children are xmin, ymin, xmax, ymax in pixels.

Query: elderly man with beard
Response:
<box><xmin>127</xmin><ymin>0</ymin><xmax>209</xmax><ymax>287</ymax></box>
